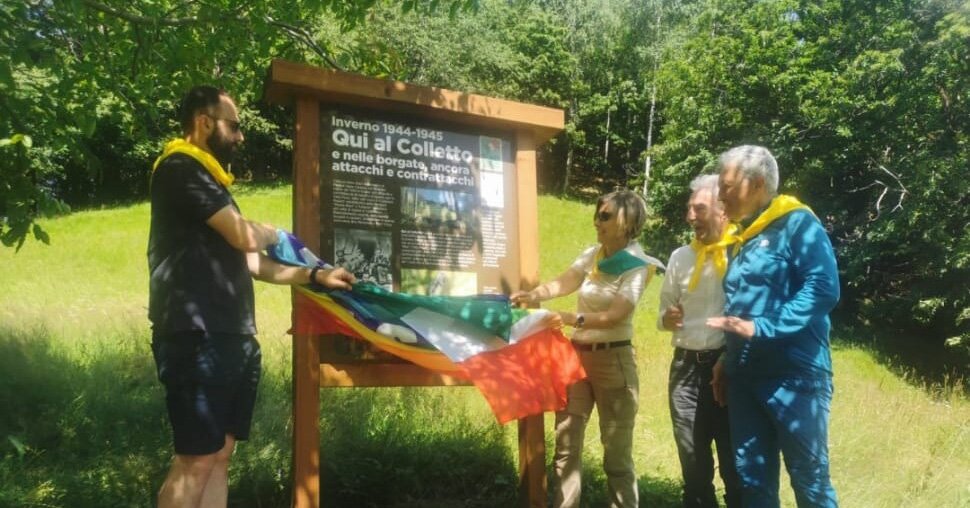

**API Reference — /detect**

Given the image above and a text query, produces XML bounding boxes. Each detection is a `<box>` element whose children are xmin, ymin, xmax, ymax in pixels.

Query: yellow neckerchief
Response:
<box><xmin>151</xmin><ymin>138</ymin><xmax>234</xmax><ymax>187</ymax></box>
<box><xmin>727</xmin><ymin>195</ymin><xmax>813</xmax><ymax>255</ymax></box>
<box><xmin>687</xmin><ymin>224</ymin><xmax>738</xmax><ymax>292</ymax></box>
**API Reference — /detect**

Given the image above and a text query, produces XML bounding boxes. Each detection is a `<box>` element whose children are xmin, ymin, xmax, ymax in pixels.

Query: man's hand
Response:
<box><xmin>316</xmin><ymin>267</ymin><xmax>356</xmax><ymax>290</ymax></box>
<box><xmin>706</xmin><ymin>316</ymin><xmax>755</xmax><ymax>339</ymax></box>
<box><xmin>662</xmin><ymin>304</ymin><xmax>685</xmax><ymax>330</ymax></box>
<box><xmin>711</xmin><ymin>359</ymin><xmax>728</xmax><ymax>407</ymax></box>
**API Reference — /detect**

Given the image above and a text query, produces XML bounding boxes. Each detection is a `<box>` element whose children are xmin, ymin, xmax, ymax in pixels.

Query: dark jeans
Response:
<box><xmin>669</xmin><ymin>348</ymin><xmax>741</xmax><ymax>508</ymax></box>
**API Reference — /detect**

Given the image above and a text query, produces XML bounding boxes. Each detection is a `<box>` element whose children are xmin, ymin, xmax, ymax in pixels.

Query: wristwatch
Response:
<box><xmin>575</xmin><ymin>313</ymin><xmax>585</xmax><ymax>329</ymax></box>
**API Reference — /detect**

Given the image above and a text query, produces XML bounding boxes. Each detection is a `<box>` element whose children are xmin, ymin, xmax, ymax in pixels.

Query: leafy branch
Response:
<box><xmin>80</xmin><ymin>0</ymin><xmax>342</xmax><ymax>68</ymax></box>
<box><xmin>848</xmin><ymin>158</ymin><xmax>909</xmax><ymax>221</ymax></box>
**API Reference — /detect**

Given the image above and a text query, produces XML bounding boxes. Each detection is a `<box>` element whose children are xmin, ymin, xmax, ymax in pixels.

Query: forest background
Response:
<box><xmin>1</xmin><ymin>0</ymin><xmax>969</xmax><ymax>506</ymax></box>
<box><xmin>2</xmin><ymin>0</ymin><xmax>967</xmax><ymax>358</ymax></box>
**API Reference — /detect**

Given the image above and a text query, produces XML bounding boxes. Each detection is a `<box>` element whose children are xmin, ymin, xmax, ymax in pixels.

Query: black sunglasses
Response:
<box><xmin>595</xmin><ymin>211</ymin><xmax>613</xmax><ymax>222</ymax></box>
<box><xmin>206</xmin><ymin>114</ymin><xmax>241</xmax><ymax>133</ymax></box>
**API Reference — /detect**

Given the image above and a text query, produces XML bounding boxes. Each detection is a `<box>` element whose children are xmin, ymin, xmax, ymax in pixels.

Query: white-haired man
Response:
<box><xmin>659</xmin><ymin>174</ymin><xmax>741</xmax><ymax>508</ymax></box>
<box><xmin>707</xmin><ymin>145</ymin><xmax>840</xmax><ymax>508</ymax></box>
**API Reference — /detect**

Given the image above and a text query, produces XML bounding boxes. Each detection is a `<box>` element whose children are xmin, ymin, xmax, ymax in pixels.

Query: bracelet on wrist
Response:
<box><xmin>309</xmin><ymin>266</ymin><xmax>320</xmax><ymax>285</ymax></box>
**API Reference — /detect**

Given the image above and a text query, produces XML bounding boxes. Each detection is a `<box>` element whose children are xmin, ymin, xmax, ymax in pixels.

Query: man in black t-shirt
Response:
<box><xmin>148</xmin><ymin>86</ymin><xmax>355</xmax><ymax>508</ymax></box>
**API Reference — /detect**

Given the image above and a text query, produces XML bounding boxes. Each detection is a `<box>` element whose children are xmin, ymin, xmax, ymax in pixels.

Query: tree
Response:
<box><xmin>0</xmin><ymin>0</ymin><xmax>478</xmax><ymax>249</ymax></box>
<box><xmin>645</xmin><ymin>0</ymin><xmax>969</xmax><ymax>345</ymax></box>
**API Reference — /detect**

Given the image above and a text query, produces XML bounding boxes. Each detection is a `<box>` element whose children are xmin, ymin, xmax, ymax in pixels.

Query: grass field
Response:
<box><xmin>1</xmin><ymin>185</ymin><xmax>967</xmax><ymax>507</ymax></box>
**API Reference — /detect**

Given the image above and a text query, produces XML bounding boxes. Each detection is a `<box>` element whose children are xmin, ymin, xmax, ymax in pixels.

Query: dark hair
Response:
<box><xmin>178</xmin><ymin>85</ymin><xmax>225</xmax><ymax>135</ymax></box>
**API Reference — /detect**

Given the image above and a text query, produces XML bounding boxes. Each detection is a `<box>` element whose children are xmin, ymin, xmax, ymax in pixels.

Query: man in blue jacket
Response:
<box><xmin>707</xmin><ymin>145</ymin><xmax>840</xmax><ymax>507</ymax></box>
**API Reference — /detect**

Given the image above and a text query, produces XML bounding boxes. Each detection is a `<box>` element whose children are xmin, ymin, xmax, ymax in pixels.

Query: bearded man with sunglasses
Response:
<box><xmin>148</xmin><ymin>86</ymin><xmax>354</xmax><ymax>507</ymax></box>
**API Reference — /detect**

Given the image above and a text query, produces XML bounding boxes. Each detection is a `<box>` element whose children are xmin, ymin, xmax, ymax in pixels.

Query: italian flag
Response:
<box><xmin>271</xmin><ymin>231</ymin><xmax>586</xmax><ymax>424</ymax></box>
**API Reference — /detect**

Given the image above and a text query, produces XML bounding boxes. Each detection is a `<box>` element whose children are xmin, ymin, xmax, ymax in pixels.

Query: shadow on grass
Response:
<box><xmin>316</xmin><ymin>387</ymin><xmax>519</xmax><ymax>508</ymax></box>
<box><xmin>833</xmin><ymin>322</ymin><xmax>970</xmax><ymax>394</ymax></box>
<box><xmin>570</xmin><ymin>465</ymin><xmax>681</xmax><ymax>507</ymax></box>
<box><xmin>0</xmin><ymin>327</ymin><xmax>555</xmax><ymax>507</ymax></box>
<box><xmin>0</xmin><ymin>325</ymin><xmax>170</xmax><ymax>507</ymax></box>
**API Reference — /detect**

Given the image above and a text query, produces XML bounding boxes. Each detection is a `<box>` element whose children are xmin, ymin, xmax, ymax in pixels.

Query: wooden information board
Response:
<box><xmin>263</xmin><ymin>59</ymin><xmax>564</xmax><ymax>508</ymax></box>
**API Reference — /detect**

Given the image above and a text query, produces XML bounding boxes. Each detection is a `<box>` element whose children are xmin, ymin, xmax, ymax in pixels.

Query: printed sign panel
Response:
<box><xmin>318</xmin><ymin>106</ymin><xmax>521</xmax><ymax>361</ymax></box>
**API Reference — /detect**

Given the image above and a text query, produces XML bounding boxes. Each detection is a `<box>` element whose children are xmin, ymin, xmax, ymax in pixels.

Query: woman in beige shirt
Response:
<box><xmin>512</xmin><ymin>189</ymin><xmax>660</xmax><ymax>508</ymax></box>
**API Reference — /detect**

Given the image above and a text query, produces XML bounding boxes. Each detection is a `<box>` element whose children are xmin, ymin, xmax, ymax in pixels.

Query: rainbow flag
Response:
<box><xmin>270</xmin><ymin>231</ymin><xmax>586</xmax><ymax>424</ymax></box>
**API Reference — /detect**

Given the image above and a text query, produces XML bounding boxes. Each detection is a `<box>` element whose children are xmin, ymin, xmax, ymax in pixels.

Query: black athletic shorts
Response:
<box><xmin>151</xmin><ymin>330</ymin><xmax>261</xmax><ymax>455</ymax></box>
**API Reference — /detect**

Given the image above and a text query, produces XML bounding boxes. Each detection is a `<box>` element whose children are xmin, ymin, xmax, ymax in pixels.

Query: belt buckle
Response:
<box><xmin>591</xmin><ymin>342</ymin><xmax>606</xmax><ymax>351</ymax></box>
<box><xmin>698</xmin><ymin>349</ymin><xmax>720</xmax><ymax>364</ymax></box>
<box><xmin>678</xmin><ymin>348</ymin><xmax>715</xmax><ymax>363</ymax></box>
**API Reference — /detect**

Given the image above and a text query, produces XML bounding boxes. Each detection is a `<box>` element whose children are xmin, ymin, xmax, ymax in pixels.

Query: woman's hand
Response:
<box><xmin>557</xmin><ymin>311</ymin><xmax>579</xmax><ymax>328</ymax></box>
<box><xmin>540</xmin><ymin>311</ymin><xmax>564</xmax><ymax>329</ymax></box>
<box><xmin>510</xmin><ymin>290</ymin><xmax>538</xmax><ymax>307</ymax></box>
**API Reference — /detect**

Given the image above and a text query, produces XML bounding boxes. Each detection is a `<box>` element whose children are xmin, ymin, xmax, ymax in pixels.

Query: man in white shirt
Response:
<box><xmin>658</xmin><ymin>174</ymin><xmax>741</xmax><ymax>508</ymax></box>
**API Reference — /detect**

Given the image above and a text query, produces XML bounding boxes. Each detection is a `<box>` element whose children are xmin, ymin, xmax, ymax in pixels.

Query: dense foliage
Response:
<box><xmin>0</xmin><ymin>0</ymin><xmax>478</xmax><ymax>234</ymax></box>
<box><xmin>1</xmin><ymin>0</ymin><xmax>967</xmax><ymax>347</ymax></box>
<box><xmin>644</xmin><ymin>0</ymin><xmax>969</xmax><ymax>349</ymax></box>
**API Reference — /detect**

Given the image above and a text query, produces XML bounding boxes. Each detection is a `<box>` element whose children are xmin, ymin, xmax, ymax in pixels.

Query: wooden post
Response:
<box><xmin>292</xmin><ymin>98</ymin><xmax>321</xmax><ymax>508</ymax></box>
<box><xmin>515</xmin><ymin>130</ymin><xmax>547</xmax><ymax>507</ymax></box>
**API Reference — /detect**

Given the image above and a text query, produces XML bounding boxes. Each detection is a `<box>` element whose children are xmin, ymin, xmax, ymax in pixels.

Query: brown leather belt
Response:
<box><xmin>573</xmin><ymin>340</ymin><xmax>632</xmax><ymax>352</ymax></box>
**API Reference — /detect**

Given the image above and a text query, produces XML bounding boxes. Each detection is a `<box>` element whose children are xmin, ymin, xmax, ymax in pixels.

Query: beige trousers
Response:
<box><xmin>553</xmin><ymin>345</ymin><xmax>640</xmax><ymax>508</ymax></box>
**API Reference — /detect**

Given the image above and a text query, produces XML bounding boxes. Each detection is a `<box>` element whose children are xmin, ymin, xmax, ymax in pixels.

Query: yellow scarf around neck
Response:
<box><xmin>152</xmin><ymin>138</ymin><xmax>234</xmax><ymax>187</ymax></box>
<box><xmin>687</xmin><ymin>224</ymin><xmax>738</xmax><ymax>292</ymax></box>
<box><xmin>727</xmin><ymin>195</ymin><xmax>813</xmax><ymax>255</ymax></box>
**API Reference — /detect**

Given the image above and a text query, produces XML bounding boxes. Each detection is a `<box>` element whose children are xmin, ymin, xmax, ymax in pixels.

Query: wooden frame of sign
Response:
<box><xmin>264</xmin><ymin>59</ymin><xmax>564</xmax><ymax>508</ymax></box>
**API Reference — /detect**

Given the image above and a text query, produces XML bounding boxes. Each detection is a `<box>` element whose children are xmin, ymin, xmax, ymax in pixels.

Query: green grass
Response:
<box><xmin>1</xmin><ymin>188</ymin><xmax>968</xmax><ymax>507</ymax></box>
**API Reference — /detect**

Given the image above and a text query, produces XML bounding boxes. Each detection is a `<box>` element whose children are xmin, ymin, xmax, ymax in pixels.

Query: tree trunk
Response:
<box><xmin>643</xmin><ymin>81</ymin><xmax>657</xmax><ymax>200</ymax></box>
<box><xmin>642</xmin><ymin>7</ymin><xmax>662</xmax><ymax>202</ymax></box>
<box><xmin>563</xmin><ymin>97</ymin><xmax>577</xmax><ymax>194</ymax></box>
<box><xmin>604</xmin><ymin>107</ymin><xmax>611</xmax><ymax>162</ymax></box>
<box><xmin>564</xmin><ymin>141</ymin><xmax>574</xmax><ymax>195</ymax></box>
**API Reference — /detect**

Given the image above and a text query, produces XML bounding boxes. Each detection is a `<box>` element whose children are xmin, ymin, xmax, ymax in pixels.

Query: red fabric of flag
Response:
<box><xmin>459</xmin><ymin>329</ymin><xmax>587</xmax><ymax>424</ymax></box>
<box><xmin>291</xmin><ymin>291</ymin><xmax>587</xmax><ymax>424</ymax></box>
<box><xmin>291</xmin><ymin>292</ymin><xmax>358</xmax><ymax>337</ymax></box>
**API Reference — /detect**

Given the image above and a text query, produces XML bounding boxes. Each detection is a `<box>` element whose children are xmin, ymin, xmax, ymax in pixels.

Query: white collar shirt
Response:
<box><xmin>656</xmin><ymin>243</ymin><xmax>726</xmax><ymax>351</ymax></box>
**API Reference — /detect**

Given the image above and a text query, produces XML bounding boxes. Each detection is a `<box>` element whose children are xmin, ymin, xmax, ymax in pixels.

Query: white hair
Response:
<box><xmin>689</xmin><ymin>174</ymin><xmax>720</xmax><ymax>199</ymax></box>
<box><xmin>718</xmin><ymin>145</ymin><xmax>779</xmax><ymax>196</ymax></box>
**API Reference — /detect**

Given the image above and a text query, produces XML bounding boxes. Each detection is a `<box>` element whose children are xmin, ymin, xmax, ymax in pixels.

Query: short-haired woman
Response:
<box><xmin>512</xmin><ymin>189</ymin><xmax>661</xmax><ymax>508</ymax></box>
